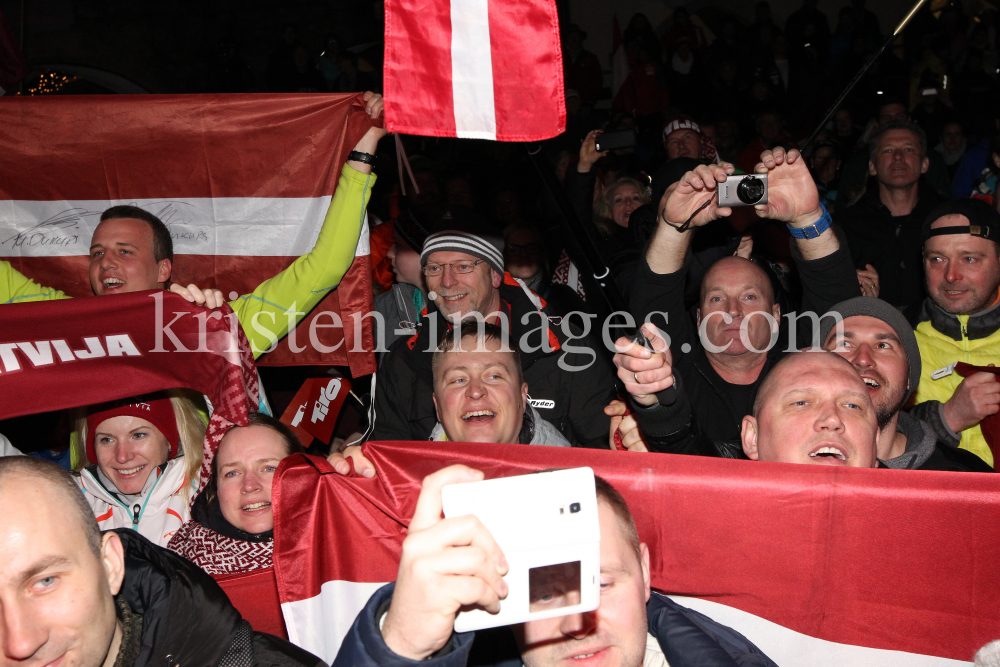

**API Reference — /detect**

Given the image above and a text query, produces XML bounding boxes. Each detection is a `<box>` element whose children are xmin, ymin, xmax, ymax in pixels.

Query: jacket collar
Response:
<box><xmin>918</xmin><ymin>293</ymin><xmax>1000</xmax><ymax>341</ymax></box>
<box><xmin>113</xmin><ymin>529</ymin><xmax>244</xmax><ymax>667</ymax></box>
<box><xmin>882</xmin><ymin>411</ymin><xmax>937</xmax><ymax>470</ymax></box>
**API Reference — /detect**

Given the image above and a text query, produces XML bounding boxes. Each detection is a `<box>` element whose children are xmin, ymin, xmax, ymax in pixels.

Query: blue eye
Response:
<box><xmin>263</xmin><ymin>465</ymin><xmax>277</xmax><ymax>472</ymax></box>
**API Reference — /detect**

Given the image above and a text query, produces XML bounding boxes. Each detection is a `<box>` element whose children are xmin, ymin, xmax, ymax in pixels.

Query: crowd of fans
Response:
<box><xmin>3</xmin><ymin>1</ymin><xmax>1000</xmax><ymax>666</ymax></box>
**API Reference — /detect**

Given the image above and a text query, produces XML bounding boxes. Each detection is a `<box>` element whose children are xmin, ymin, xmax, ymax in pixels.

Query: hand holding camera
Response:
<box><xmin>752</xmin><ymin>146</ymin><xmax>823</xmax><ymax>229</ymax></box>
<box><xmin>382</xmin><ymin>465</ymin><xmax>509</xmax><ymax>660</ymax></box>
<box><xmin>659</xmin><ymin>161</ymin><xmax>736</xmax><ymax>231</ymax></box>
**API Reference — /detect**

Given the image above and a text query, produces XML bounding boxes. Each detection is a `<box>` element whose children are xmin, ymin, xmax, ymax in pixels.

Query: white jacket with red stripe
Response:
<box><xmin>76</xmin><ymin>457</ymin><xmax>192</xmax><ymax>547</ymax></box>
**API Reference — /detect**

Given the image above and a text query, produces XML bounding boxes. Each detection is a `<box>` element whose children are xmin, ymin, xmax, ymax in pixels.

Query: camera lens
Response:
<box><xmin>736</xmin><ymin>176</ymin><xmax>765</xmax><ymax>204</ymax></box>
<box><xmin>570</xmin><ymin>502</ymin><xmax>581</xmax><ymax>513</ymax></box>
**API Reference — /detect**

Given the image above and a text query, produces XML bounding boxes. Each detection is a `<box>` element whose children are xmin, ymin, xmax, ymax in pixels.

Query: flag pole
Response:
<box><xmin>800</xmin><ymin>0</ymin><xmax>932</xmax><ymax>152</ymax></box>
<box><xmin>524</xmin><ymin>144</ymin><xmax>631</xmax><ymax>317</ymax></box>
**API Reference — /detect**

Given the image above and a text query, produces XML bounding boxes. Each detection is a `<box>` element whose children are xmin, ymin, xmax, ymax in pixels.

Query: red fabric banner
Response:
<box><xmin>273</xmin><ymin>442</ymin><xmax>1000</xmax><ymax>662</ymax></box>
<box><xmin>0</xmin><ymin>93</ymin><xmax>377</xmax><ymax>375</ymax></box>
<box><xmin>0</xmin><ymin>291</ymin><xmax>258</xmax><ymax>487</ymax></box>
<box><xmin>383</xmin><ymin>0</ymin><xmax>565</xmax><ymax>140</ymax></box>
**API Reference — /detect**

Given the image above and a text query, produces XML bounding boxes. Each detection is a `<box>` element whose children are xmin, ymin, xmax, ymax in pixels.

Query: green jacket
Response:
<box><xmin>1</xmin><ymin>165</ymin><xmax>375</xmax><ymax>359</ymax></box>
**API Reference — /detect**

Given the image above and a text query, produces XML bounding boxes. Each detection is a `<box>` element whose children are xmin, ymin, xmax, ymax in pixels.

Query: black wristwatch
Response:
<box><xmin>348</xmin><ymin>150</ymin><xmax>376</xmax><ymax>165</ymax></box>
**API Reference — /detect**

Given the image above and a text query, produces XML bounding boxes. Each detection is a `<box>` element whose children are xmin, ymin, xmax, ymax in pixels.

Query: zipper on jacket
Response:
<box><xmin>131</xmin><ymin>504</ymin><xmax>141</xmax><ymax>527</ymax></box>
<box><xmin>960</xmin><ymin>316</ymin><xmax>971</xmax><ymax>362</ymax></box>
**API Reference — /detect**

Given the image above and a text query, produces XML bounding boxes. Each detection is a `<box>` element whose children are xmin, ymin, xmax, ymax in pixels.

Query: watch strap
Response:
<box><xmin>348</xmin><ymin>150</ymin><xmax>376</xmax><ymax>165</ymax></box>
<box><xmin>786</xmin><ymin>203</ymin><xmax>832</xmax><ymax>239</ymax></box>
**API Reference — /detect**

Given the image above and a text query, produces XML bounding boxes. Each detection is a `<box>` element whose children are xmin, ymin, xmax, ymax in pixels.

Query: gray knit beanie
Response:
<box><xmin>420</xmin><ymin>230</ymin><xmax>505</xmax><ymax>276</ymax></box>
<box><xmin>819</xmin><ymin>297</ymin><xmax>922</xmax><ymax>401</ymax></box>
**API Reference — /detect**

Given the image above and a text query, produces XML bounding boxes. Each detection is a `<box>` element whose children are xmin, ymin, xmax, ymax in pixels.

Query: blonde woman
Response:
<box><xmin>72</xmin><ymin>391</ymin><xmax>206</xmax><ymax>546</ymax></box>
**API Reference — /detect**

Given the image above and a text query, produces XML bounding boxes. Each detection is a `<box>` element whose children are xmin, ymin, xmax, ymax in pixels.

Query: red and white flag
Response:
<box><xmin>383</xmin><ymin>0</ymin><xmax>565</xmax><ymax>140</ymax></box>
<box><xmin>0</xmin><ymin>93</ymin><xmax>377</xmax><ymax>375</ymax></box>
<box><xmin>273</xmin><ymin>442</ymin><xmax>1000</xmax><ymax>666</ymax></box>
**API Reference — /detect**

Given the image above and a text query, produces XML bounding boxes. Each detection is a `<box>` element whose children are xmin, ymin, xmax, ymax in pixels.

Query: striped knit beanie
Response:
<box><xmin>420</xmin><ymin>230</ymin><xmax>505</xmax><ymax>275</ymax></box>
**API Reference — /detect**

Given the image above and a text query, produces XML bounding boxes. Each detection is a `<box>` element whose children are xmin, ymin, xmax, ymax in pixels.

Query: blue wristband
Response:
<box><xmin>786</xmin><ymin>203</ymin><xmax>832</xmax><ymax>239</ymax></box>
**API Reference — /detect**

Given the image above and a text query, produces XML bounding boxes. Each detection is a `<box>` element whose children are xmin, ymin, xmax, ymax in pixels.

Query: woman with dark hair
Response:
<box><xmin>167</xmin><ymin>413</ymin><xmax>305</xmax><ymax>575</ymax></box>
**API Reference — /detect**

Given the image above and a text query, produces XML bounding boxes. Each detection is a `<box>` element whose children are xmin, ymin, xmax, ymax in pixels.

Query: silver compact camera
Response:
<box><xmin>718</xmin><ymin>174</ymin><xmax>768</xmax><ymax>207</ymax></box>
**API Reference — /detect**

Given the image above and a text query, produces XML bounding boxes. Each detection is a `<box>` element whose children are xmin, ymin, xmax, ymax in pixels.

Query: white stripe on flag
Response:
<box><xmin>0</xmin><ymin>196</ymin><xmax>373</xmax><ymax>259</ymax></box>
<box><xmin>669</xmin><ymin>597</ymin><xmax>972</xmax><ymax>667</ymax></box>
<box><xmin>450</xmin><ymin>0</ymin><xmax>497</xmax><ymax>140</ymax></box>
<box><xmin>281</xmin><ymin>580</ymin><xmax>388</xmax><ymax>664</ymax></box>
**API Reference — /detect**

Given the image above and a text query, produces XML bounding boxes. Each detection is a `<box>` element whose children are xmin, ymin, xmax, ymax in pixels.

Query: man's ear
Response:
<box><xmin>695</xmin><ymin>308</ymin><xmax>702</xmax><ymax>327</ymax></box>
<box><xmin>101</xmin><ymin>531</ymin><xmax>126</xmax><ymax>596</ymax></box>
<box><xmin>491</xmin><ymin>269</ymin><xmax>503</xmax><ymax>289</ymax></box>
<box><xmin>771</xmin><ymin>301</ymin><xmax>781</xmax><ymax>325</ymax></box>
<box><xmin>157</xmin><ymin>258</ymin><xmax>172</xmax><ymax>286</ymax></box>
<box><xmin>520</xmin><ymin>382</ymin><xmax>529</xmax><ymax>409</ymax></box>
<box><xmin>868</xmin><ymin>160</ymin><xmax>877</xmax><ymax>177</ymax></box>
<box><xmin>432</xmin><ymin>393</ymin><xmax>441</xmax><ymax>424</ymax></box>
<box><xmin>741</xmin><ymin>416</ymin><xmax>760</xmax><ymax>460</ymax></box>
<box><xmin>640</xmin><ymin>543</ymin><xmax>651</xmax><ymax>603</ymax></box>
<box><xmin>920</xmin><ymin>156</ymin><xmax>930</xmax><ymax>174</ymax></box>
<box><xmin>871</xmin><ymin>423</ymin><xmax>881</xmax><ymax>467</ymax></box>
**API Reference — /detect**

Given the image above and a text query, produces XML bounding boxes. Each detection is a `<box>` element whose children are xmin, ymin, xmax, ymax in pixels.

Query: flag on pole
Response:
<box><xmin>273</xmin><ymin>442</ymin><xmax>1000</xmax><ymax>666</ymax></box>
<box><xmin>383</xmin><ymin>0</ymin><xmax>565</xmax><ymax>140</ymax></box>
<box><xmin>0</xmin><ymin>93</ymin><xmax>378</xmax><ymax>375</ymax></box>
<box><xmin>610</xmin><ymin>15</ymin><xmax>629</xmax><ymax>102</ymax></box>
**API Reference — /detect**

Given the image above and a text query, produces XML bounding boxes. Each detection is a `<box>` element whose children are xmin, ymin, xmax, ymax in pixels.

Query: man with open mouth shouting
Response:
<box><xmin>820</xmin><ymin>297</ymin><xmax>993</xmax><ymax>472</ymax></box>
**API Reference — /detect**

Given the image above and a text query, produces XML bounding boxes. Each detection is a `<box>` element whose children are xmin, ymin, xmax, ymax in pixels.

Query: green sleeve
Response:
<box><xmin>229</xmin><ymin>165</ymin><xmax>376</xmax><ymax>358</ymax></box>
<box><xmin>1</xmin><ymin>260</ymin><xmax>71</xmax><ymax>304</ymax></box>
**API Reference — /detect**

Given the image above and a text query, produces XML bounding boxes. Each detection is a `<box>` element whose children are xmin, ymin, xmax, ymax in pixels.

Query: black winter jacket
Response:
<box><xmin>371</xmin><ymin>277</ymin><xmax>618</xmax><ymax>448</ymax></box>
<box><xmin>629</xmin><ymin>227</ymin><xmax>861</xmax><ymax>455</ymax></box>
<box><xmin>113</xmin><ymin>529</ymin><xmax>323</xmax><ymax>667</ymax></box>
<box><xmin>332</xmin><ymin>583</ymin><xmax>778</xmax><ymax>667</ymax></box>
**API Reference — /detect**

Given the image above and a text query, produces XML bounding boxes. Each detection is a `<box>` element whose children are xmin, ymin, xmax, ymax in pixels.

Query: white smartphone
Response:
<box><xmin>441</xmin><ymin>467</ymin><xmax>601</xmax><ymax>633</ymax></box>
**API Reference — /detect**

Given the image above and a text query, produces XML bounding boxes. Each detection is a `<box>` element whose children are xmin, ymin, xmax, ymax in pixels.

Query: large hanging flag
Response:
<box><xmin>383</xmin><ymin>0</ymin><xmax>565</xmax><ymax>140</ymax></box>
<box><xmin>0</xmin><ymin>93</ymin><xmax>378</xmax><ymax>375</ymax></box>
<box><xmin>273</xmin><ymin>441</ymin><xmax>999</xmax><ymax>666</ymax></box>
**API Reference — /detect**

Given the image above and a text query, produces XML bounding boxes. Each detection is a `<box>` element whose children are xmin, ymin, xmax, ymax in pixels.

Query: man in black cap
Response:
<box><xmin>821</xmin><ymin>297</ymin><xmax>993</xmax><ymax>471</ymax></box>
<box><xmin>909</xmin><ymin>198</ymin><xmax>1000</xmax><ymax>467</ymax></box>
<box><xmin>370</xmin><ymin>229</ymin><xmax>617</xmax><ymax>448</ymax></box>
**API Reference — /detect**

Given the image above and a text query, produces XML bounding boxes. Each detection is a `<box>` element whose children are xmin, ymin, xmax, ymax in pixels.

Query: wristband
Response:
<box><xmin>348</xmin><ymin>150</ymin><xmax>376</xmax><ymax>165</ymax></box>
<box><xmin>786</xmin><ymin>203</ymin><xmax>832</xmax><ymax>239</ymax></box>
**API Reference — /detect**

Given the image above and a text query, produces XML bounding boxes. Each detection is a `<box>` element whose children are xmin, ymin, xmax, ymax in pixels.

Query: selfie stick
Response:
<box><xmin>800</xmin><ymin>0</ymin><xmax>932</xmax><ymax>152</ymax></box>
<box><xmin>525</xmin><ymin>144</ymin><xmax>632</xmax><ymax>318</ymax></box>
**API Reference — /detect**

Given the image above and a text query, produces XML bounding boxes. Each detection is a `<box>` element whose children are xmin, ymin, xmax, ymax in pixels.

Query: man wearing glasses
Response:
<box><xmin>369</xmin><ymin>228</ymin><xmax>617</xmax><ymax>448</ymax></box>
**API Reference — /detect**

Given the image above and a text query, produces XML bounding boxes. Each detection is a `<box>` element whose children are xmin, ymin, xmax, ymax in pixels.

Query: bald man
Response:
<box><xmin>0</xmin><ymin>456</ymin><xmax>321</xmax><ymax>667</ymax></box>
<box><xmin>628</xmin><ymin>147</ymin><xmax>861</xmax><ymax>457</ymax></box>
<box><xmin>741</xmin><ymin>351</ymin><xmax>879</xmax><ymax>467</ymax></box>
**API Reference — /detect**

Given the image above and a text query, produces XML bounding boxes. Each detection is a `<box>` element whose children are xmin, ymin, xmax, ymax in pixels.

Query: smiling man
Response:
<box><xmin>909</xmin><ymin>198</ymin><xmax>1000</xmax><ymax>467</ymax></box>
<box><xmin>430</xmin><ymin>322</ymin><xmax>570</xmax><ymax>447</ymax></box>
<box><xmin>333</xmin><ymin>465</ymin><xmax>777</xmax><ymax>667</ymax></box>
<box><xmin>0</xmin><ymin>92</ymin><xmax>386</xmax><ymax>360</ymax></box>
<box><xmin>740</xmin><ymin>350</ymin><xmax>879</xmax><ymax>467</ymax></box>
<box><xmin>0</xmin><ymin>456</ymin><xmax>322</xmax><ymax>667</ymax></box>
<box><xmin>372</xmin><ymin>228</ymin><xmax>617</xmax><ymax>448</ymax></box>
<box><xmin>819</xmin><ymin>296</ymin><xmax>993</xmax><ymax>471</ymax></box>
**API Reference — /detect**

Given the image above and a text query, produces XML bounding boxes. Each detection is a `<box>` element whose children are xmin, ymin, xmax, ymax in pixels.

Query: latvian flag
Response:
<box><xmin>383</xmin><ymin>0</ymin><xmax>565</xmax><ymax>140</ymax></box>
<box><xmin>273</xmin><ymin>442</ymin><xmax>1000</xmax><ymax>666</ymax></box>
<box><xmin>0</xmin><ymin>93</ymin><xmax>378</xmax><ymax>375</ymax></box>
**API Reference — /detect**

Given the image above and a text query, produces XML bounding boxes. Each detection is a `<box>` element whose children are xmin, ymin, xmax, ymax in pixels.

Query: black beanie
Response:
<box><xmin>819</xmin><ymin>297</ymin><xmax>922</xmax><ymax>401</ymax></box>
